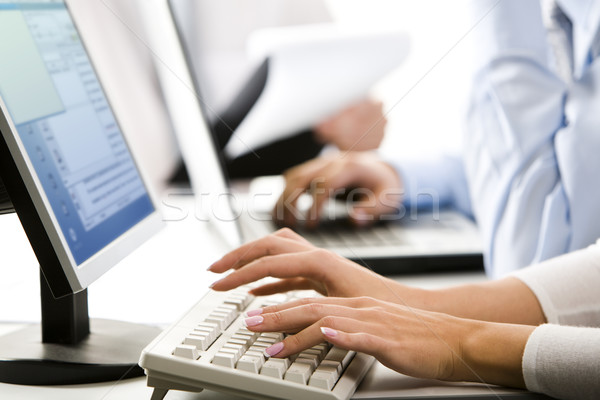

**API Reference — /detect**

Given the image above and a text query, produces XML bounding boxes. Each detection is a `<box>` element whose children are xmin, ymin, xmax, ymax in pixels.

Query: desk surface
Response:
<box><xmin>0</xmin><ymin>210</ymin><xmax>539</xmax><ymax>399</ymax></box>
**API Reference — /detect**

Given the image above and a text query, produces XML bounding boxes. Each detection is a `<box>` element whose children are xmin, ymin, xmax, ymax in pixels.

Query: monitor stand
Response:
<box><xmin>0</xmin><ymin>271</ymin><xmax>162</xmax><ymax>385</ymax></box>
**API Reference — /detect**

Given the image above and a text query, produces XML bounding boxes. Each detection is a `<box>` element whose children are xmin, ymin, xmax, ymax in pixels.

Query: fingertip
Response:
<box><xmin>320</xmin><ymin>327</ymin><xmax>338</xmax><ymax>338</ymax></box>
<box><xmin>244</xmin><ymin>308</ymin><xmax>263</xmax><ymax>318</ymax></box>
<box><xmin>209</xmin><ymin>278</ymin><xmax>226</xmax><ymax>291</ymax></box>
<box><xmin>265</xmin><ymin>342</ymin><xmax>284</xmax><ymax>357</ymax></box>
<box><xmin>248</xmin><ymin>287</ymin><xmax>269</xmax><ymax>297</ymax></box>
<box><xmin>207</xmin><ymin>257</ymin><xmax>230</xmax><ymax>273</ymax></box>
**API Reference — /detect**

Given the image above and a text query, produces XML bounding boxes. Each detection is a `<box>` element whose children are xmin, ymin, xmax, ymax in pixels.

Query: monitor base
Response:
<box><xmin>0</xmin><ymin>318</ymin><xmax>161</xmax><ymax>385</ymax></box>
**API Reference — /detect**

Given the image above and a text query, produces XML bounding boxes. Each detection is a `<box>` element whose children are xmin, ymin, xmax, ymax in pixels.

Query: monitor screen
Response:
<box><xmin>0</xmin><ymin>0</ymin><xmax>155</xmax><ymax>266</ymax></box>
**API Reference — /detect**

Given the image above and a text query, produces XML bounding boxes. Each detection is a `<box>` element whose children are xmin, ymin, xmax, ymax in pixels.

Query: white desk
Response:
<box><xmin>0</xmin><ymin>210</ymin><xmax>542</xmax><ymax>399</ymax></box>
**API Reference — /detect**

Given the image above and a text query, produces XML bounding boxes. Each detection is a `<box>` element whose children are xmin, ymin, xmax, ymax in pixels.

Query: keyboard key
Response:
<box><xmin>260</xmin><ymin>359</ymin><xmax>289</xmax><ymax>379</ymax></box>
<box><xmin>197</xmin><ymin>321</ymin><xmax>219</xmax><ymax>332</ymax></box>
<box><xmin>324</xmin><ymin>347</ymin><xmax>355</xmax><ymax>369</ymax></box>
<box><xmin>231</xmin><ymin>333</ymin><xmax>253</xmax><ymax>343</ymax></box>
<box><xmin>300</xmin><ymin>348</ymin><xmax>323</xmax><ymax>361</ymax></box>
<box><xmin>245</xmin><ymin>350</ymin><xmax>266</xmax><ymax>363</ymax></box>
<box><xmin>311</xmin><ymin>344</ymin><xmax>329</xmax><ymax>360</ymax></box>
<box><xmin>259</xmin><ymin>332</ymin><xmax>284</xmax><ymax>341</ymax></box>
<box><xmin>227</xmin><ymin>338</ymin><xmax>250</xmax><ymax>350</ymax></box>
<box><xmin>223</xmin><ymin>297</ymin><xmax>245</xmax><ymax>310</ymax></box>
<box><xmin>205</xmin><ymin>316</ymin><xmax>226</xmax><ymax>330</ymax></box>
<box><xmin>214</xmin><ymin>307</ymin><xmax>238</xmax><ymax>325</ymax></box>
<box><xmin>255</xmin><ymin>337</ymin><xmax>277</xmax><ymax>346</ymax></box>
<box><xmin>295</xmin><ymin>353</ymin><xmax>319</xmax><ymax>369</ymax></box>
<box><xmin>247</xmin><ymin>345</ymin><xmax>267</xmax><ymax>354</ymax></box>
<box><xmin>226</xmin><ymin>292</ymin><xmax>254</xmax><ymax>309</ymax></box>
<box><xmin>206</xmin><ymin>312</ymin><xmax>230</xmax><ymax>329</ymax></box>
<box><xmin>222</xmin><ymin>343</ymin><xmax>245</xmax><ymax>358</ymax></box>
<box><xmin>173</xmin><ymin>344</ymin><xmax>199</xmax><ymax>360</ymax></box>
<box><xmin>183</xmin><ymin>335</ymin><xmax>209</xmax><ymax>351</ymax></box>
<box><xmin>236</xmin><ymin>355</ymin><xmax>263</xmax><ymax>373</ymax></box>
<box><xmin>271</xmin><ymin>357</ymin><xmax>291</xmax><ymax>369</ymax></box>
<box><xmin>218</xmin><ymin>303</ymin><xmax>238</xmax><ymax>312</ymax></box>
<box><xmin>319</xmin><ymin>359</ymin><xmax>343</xmax><ymax>375</ymax></box>
<box><xmin>235</xmin><ymin>328</ymin><xmax>259</xmax><ymax>340</ymax></box>
<box><xmin>309</xmin><ymin>365</ymin><xmax>339</xmax><ymax>390</ymax></box>
<box><xmin>194</xmin><ymin>326</ymin><xmax>217</xmax><ymax>339</ymax></box>
<box><xmin>284</xmin><ymin>362</ymin><xmax>314</xmax><ymax>384</ymax></box>
<box><xmin>212</xmin><ymin>352</ymin><xmax>237</xmax><ymax>368</ymax></box>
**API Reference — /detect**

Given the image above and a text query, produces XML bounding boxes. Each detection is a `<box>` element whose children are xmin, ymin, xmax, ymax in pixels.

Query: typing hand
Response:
<box><xmin>241</xmin><ymin>296</ymin><xmax>467</xmax><ymax>380</ymax></box>
<box><xmin>208</xmin><ymin>228</ymin><xmax>406</xmax><ymax>302</ymax></box>
<box><xmin>273</xmin><ymin>152</ymin><xmax>403</xmax><ymax>229</ymax></box>
<box><xmin>240</xmin><ymin>297</ymin><xmax>534</xmax><ymax>388</ymax></box>
<box><xmin>314</xmin><ymin>99</ymin><xmax>387</xmax><ymax>151</ymax></box>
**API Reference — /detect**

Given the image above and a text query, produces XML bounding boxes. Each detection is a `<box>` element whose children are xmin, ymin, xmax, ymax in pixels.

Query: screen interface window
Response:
<box><xmin>0</xmin><ymin>0</ymin><xmax>154</xmax><ymax>265</ymax></box>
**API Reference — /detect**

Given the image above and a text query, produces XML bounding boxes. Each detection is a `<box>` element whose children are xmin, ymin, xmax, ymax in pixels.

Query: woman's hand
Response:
<box><xmin>274</xmin><ymin>152</ymin><xmax>403</xmax><ymax>228</ymax></box>
<box><xmin>209</xmin><ymin>228</ymin><xmax>412</xmax><ymax>303</ymax></box>
<box><xmin>242</xmin><ymin>296</ymin><xmax>535</xmax><ymax>388</ymax></box>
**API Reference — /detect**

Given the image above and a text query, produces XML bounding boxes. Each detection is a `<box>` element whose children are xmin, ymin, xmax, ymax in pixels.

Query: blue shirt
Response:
<box><xmin>396</xmin><ymin>0</ymin><xmax>600</xmax><ymax>278</ymax></box>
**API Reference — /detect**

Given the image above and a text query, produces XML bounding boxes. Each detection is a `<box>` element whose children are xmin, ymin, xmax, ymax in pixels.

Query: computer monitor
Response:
<box><xmin>137</xmin><ymin>0</ymin><xmax>243</xmax><ymax>250</ymax></box>
<box><xmin>0</xmin><ymin>0</ymin><xmax>163</xmax><ymax>385</ymax></box>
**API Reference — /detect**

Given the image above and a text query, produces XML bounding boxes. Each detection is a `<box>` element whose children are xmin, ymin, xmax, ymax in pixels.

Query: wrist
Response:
<box><xmin>460</xmin><ymin>320</ymin><xmax>535</xmax><ymax>388</ymax></box>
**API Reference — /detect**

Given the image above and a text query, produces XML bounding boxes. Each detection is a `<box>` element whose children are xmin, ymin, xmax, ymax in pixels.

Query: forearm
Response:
<box><xmin>393</xmin><ymin>277</ymin><xmax>545</xmax><ymax>326</ymax></box>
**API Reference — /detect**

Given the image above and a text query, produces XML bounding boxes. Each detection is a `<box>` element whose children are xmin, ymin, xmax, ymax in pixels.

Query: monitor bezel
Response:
<box><xmin>0</xmin><ymin>3</ymin><xmax>163</xmax><ymax>298</ymax></box>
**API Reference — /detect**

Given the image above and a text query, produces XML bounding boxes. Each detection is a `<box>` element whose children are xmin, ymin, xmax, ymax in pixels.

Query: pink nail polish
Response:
<box><xmin>265</xmin><ymin>342</ymin><xmax>284</xmax><ymax>357</ymax></box>
<box><xmin>245</xmin><ymin>308</ymin><xmax>263</xmax><ymax>317</ymax></box>
<box><xmin>320</xmin><ymin>327</ymin><xmax>338</xmax><ymax>338</ymax></box>
<box><xmin>243</xmin><ymin>316</ymin><xmax>264</xmax><ymax>327</ymax></box>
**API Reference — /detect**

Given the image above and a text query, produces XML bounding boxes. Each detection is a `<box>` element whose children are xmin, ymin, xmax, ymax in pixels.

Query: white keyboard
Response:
<box><xmin>139</xmin><ymin>287</ymin><xmax>375</xmax><ymax>400</ymax></box>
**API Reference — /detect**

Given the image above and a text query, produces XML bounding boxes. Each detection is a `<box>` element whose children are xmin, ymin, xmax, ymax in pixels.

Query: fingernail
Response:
<box><xmin>209</xmin><ymin>279</ymin><xmax>222</xmax><ymax>289</ymax></box>
<box><xmin>265</xmin><ymin>342</ymin><xmax>284</xmax><ymax>357</ymax></box>
<box><xmin>243</xmin><ymin>316</ymin><xmax>264</xmax><ymax>327</ymax></box>
<box><xmin>320</xmin><ymin>327</ymin><xmax>338</xmax><ymax>338</ymax></box>
<box><xmin>245</xmin><ymin>308</ymin><xmax>263</xmax><ymax>317</ymax></box>
<box><xmin>207</xmin><ymin>257</ymin><xmax>222</xmax><ymax>271</ymax></box>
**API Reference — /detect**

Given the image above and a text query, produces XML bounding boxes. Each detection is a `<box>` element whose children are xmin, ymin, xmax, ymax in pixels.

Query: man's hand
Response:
<box><xmin>274</xmin><ymin>152</ymin><xmax>403</xmax><ymax>228</ymax></box>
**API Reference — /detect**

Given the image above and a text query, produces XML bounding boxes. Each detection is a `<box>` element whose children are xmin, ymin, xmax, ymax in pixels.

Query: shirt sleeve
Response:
<box><xmin>512</xmin><ymin>240</ymin><xmax>600</xmax><ymax>326</ymax></box>
<box><xmin>383</xmin><ymin>153</ymin><xmax>473</xmax><ymax>218</ymax></box>
<box><xmin>513</xmin><ymin>241</ymin><xmax>600</xmax><ymax>399</ymax></box>
<box><xmin>522</xmin><ymin>324</ymin><xmax>600</xmax><ymax>400</ymax></box>
<box><xmin>464</xmin><ymin>0</ymin><xmax>575</xmax><ymax>277</ymax></box>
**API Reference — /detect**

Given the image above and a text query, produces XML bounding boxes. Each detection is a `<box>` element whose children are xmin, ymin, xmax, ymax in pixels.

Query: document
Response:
<box><xmin>224</xmin><ymin>24</ymin><xmax>409</xmax><ymax>158</ymax></box>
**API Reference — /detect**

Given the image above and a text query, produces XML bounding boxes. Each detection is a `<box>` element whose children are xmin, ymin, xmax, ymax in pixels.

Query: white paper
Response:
<box><xmin>224</xmin><ymin>24</ymin><xmax>410</xmax><ymax>158</ymax></box>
